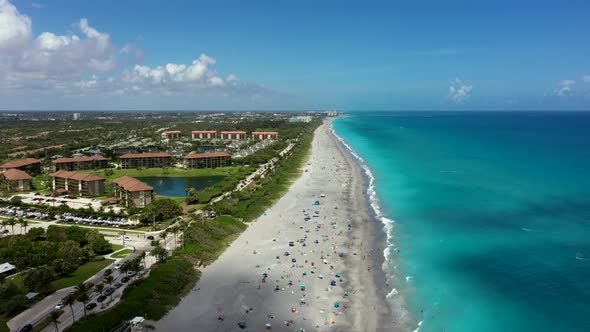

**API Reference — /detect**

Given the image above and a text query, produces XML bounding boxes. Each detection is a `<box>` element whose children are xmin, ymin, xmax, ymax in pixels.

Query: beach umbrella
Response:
<box><xmin>335</xmin><ymin>272</ymin><xmax>341</xmax><ymax>278</ymax></box>
<box><xmin>334</xmin><ymin>302</ymin><xmax>341</xmax><ymax>308</ymax></box>
<box><xmin>265</xmin><ymin>323</ymin><xmax>272</xmax><ymax>329</ymax></box>
<box><xmin>300</xmin><ymin>285</ymin><xmax>306</xmax><ymax>291</ymax></box>
<box><xmin>315</xmin><ymin>210</ymin><xmax>320</xmax><ymax>214</ymax></box>
<box><xmin>263</xmin><ymin>272</ymin><xmax>268</xmax><ymax>278</ymax></box>
<box><xmin>284</xmin><ymin>251</ymin><xmax>290</xmax><ymax>256</ymax></box>
<box><xmin>238</xmin><ymin>321</ymin><xmax>247</xmax><ymax>329</ymax></box>
<box><xmin>330</xmin><ymin>280</ymin><xmax>337</xmax><ymax>286</ymax></box>
<box><xmin>338</xmin><ymin>253</ymin><xmax>345</xmax><ymax>257</ymax></box>
<box><xmin>344</xmin><ymin>291</ymin><xmax>349</xmax><ymax>297</ymax></box>
<box><xmin>292</xmin><ymin>258</ymin><xmax>297</xmax><ymax>263</ymax></box>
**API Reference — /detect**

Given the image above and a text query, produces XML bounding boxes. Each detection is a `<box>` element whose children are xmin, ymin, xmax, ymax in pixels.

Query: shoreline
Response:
<box><xmin>154</xmin><ymin>120</ymin><xmax>402</xmax><ymax>331</ymax></box>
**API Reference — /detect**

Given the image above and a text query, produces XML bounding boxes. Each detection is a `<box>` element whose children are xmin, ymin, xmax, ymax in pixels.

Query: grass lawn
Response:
<box><xmin>0</xmin><ymin>314</ymin><xmax>10</xmax><ymax>332</ymax></box>
<box><xmin>50</xmin><ymin>259</ymin><xmax>114</xmax><ymax>290</ymax></box>
<box><xmin>87</xmin><ymin>166</ymin><xmax>240</xmax><ymax>181</ymax></box>
<box><xmin>111</xmin><ymin>243</ymin><xmax>124</xmax><ymax>252</ymax></box>
<box><xmin>111</xmin><ymin>249</ymin><xmax>132</xmax><ymax>258</ymax></box>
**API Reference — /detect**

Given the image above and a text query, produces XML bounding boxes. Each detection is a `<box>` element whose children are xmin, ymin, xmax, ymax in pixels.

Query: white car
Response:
<box><xmin>55</xmin><ymin>301</ymin><xmax>65</xmax><ymax>310</ymax></box>
<box><xmin>124</xmin><ymin>236</ymin><xmax>132</xmax><ymax>241</ymax></box>
<box><xmin>114</xmin><ymin>263</ymin><xmax>121</xmax><ymax>269</ymax></box>
<box><xmin>113</xmin><ymin>236</ymin><xmax>121</xmax><ymax>240</ymax></box>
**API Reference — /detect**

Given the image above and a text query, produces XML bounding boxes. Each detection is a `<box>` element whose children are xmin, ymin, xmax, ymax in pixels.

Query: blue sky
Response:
<box><xmin>1</xmin><ymin>0</ymin><xmax>589</xmax><ymax>110</ymax></box>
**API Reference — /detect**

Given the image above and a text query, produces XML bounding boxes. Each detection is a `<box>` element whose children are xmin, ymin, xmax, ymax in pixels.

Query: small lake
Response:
<box><xmin>137</xmin><ymin>176</ymin><xmax>225</xmax><ymax>197</ymax></box>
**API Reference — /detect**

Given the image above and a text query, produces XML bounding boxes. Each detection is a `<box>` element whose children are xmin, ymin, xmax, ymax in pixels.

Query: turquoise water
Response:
<box><xmin>137</xmin><ymin>176</ymin><xmax>224</xmax><ymax>197</ymax></box>
<box><xmin>332</xmin><ymin>112</ymin><xmax>590</xmax><ymax>332</ymax></box>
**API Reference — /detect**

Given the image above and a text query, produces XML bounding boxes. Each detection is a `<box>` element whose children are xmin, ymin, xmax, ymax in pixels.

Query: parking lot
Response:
<box><xmin>59</xmin><ymin>212</ymin><xmax>129</xmax><ymax>227</ymax></box>
<box><xmin>0</xmin><ymin>205</ymin><xmax>53</xmax><ymax>221</ymax></box>
<box><xmin>17</xmin><ymin>193</ymin><xmax>123</xmax><ymax>213</ymax></box>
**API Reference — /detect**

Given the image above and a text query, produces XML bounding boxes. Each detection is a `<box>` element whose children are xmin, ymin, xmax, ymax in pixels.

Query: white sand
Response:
<box><xmin>155</xmin><ymin>121</ymin><xmax>398</xmax><ymax>331</ymax></box>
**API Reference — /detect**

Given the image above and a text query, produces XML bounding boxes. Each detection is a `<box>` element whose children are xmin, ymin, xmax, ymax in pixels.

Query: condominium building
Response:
<box><xmin>220</xmin><ymin>131</ymin><xmax>247</xmax><ymax>140</ymax></box>
<box><xmin>0</xmin><ymin>158</ymin><xmax>42</xmax><ymax>175</ymax></box>
<box><xmin>52</xmin><ymin>155</ymin><xmax>108</xmax><ymax>171</ymax></box>
<box><xmin>119</xmin><ymin>152</ymin><xmax>172</xmax><ymax>169</ymax></box>
<box><xmin>289</xmin><ymin>116</ymin><xmax>312</xmax><ymax>123</ymax></box>
<box><xmin>1</xmin><ymin>169</ymin><xmax>32</xmax><ymax>192</ymax></box>
<box><xmin>191</xmin><ymin>130</ymin><xmax>218</xmax><ymax>140</ymax></box>
<box><xmin>112</xmin><ymin>176</ymin><xmax>154</xmax><ymax>208</ymax></box>
<box><xmin>49</xmin><ymin>170</ymin><xmax>105</xmax><ymax>196</ymax></box>
<box><xmin>161</xmin><ymin>130</ymin><xmax>182</xmax><ymax>139</ymax></box>
<box><xmin>252</xmin><ymin>131</ymin><xmax>279</xmax><ymax>140</ymax></box>
<box><xmin>184</xmin><ymin>152</ymin><xmax>231</xmax><ymax>169</ymax></box>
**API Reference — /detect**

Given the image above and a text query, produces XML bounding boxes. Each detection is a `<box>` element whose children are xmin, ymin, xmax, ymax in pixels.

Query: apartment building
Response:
<box><xmin>191</xmin><ymin>130</ymin><xmax>218</xmax><ymax>140</ymax></box>
<box><xmin>251</xmin><ymin>131</ymin><xmax>279</xmax><ymax>140</ymax></box>
<box><xmin>112</xmin><ymin>176</ymin><xmax>154</xmax><ymax>208</ymax></box>
<box><xmin>119</xmin><ymin>152</ymin><xmax>172</xmax><ymax>169</ymax></box>
<box><xmin>0</xmin><ymin>158</ymin><xmax>42</xmax><ymax>175</ymax></box>
<box><xmin>52</xmin><ymin>155</ymin><xmax>108</xmax><ymax>171</ymax></box>
<box><xmin>161</xmin><ymin>130</ymin><xmax>182</xmax><ymax>139</ymax></box>
<box><xmin>220</xmin><ymin>131</ymin><xmax>247</xmax><ymax>140</ymax></box>
<box><xmin>184</xmin><ymin>152</ymin><xmax>231</xmax><ymax>169</ymax></box>
<box><xmin>49</xmin><ymin>170</ymin><xmax>105</xmax><ymax>196</ymax></box>
<box><xmin>1</xmin><ymin>169</ymin><xmax>32</xmax><ymax>192</ymax></box>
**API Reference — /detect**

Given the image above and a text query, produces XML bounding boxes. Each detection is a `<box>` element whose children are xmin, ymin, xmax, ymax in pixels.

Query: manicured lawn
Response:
<box><xmin>111</xmin><ymin>249</ymin><xmax>132</xmax><ymax>258</ymax></box>
<box><xmin>87</xmin><ymin>166</ymin><xmax>239</xmax><ymax>182</ymax></box>
<box><xmin>50</xmin><ymin>259</ymin><xmax>114</xmax><ymax>290</ymax></box>
<box><xmin>110</xmin><ymin>243</ymin><xmax>124</xmax><ymax>252</ymax></box>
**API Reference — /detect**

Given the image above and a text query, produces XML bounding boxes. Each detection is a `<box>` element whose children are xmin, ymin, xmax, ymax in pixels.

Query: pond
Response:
<box><xmin>137</xmin><ymin>176</ymin><xmax>225</xmax><ymax>197</ymax></box>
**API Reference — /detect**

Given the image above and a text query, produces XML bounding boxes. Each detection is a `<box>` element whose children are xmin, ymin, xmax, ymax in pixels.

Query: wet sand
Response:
<box><xmin>155</xmin><ymin>120</ymin><xmax>398</xmax><ymax>331</ymax></box>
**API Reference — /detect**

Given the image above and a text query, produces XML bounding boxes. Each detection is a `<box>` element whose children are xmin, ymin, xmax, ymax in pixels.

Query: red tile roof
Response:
<box><xmin>119</xmin><ymin>152</ymin><xmax>172</xmax><ymax>159</ymax></box>
<box><xmin>2</xmin><ymin>169</ymin><xmax>32</xmax><ymax>181</ymax></box>
<box><xmin>191</xmin><ymin>130</ymin><xmax>217</xmax><ymax>133</ymax></box>
<box><xmin>112</xmin><ymin>176</ymin><xmax>154</xmax><ymax>192</ymax></box>
<box><xmin>52</xmin><ymin>155</ymin><xmax>108</xmax><ymax>164</ymax></box>
<box><xmin>220</xmin><ymin>131</ymin><xmax>246</xmax><ymax>134</ymax></box>
<box><xmin>252</xmin><ymin>131</ymin><xmax>279</xmax><ymax>135</ymax></box>
<box><xmin>184</xmin><ymin>152</ymin><xmax>231</xmax><ymax>159</ymax></box>
<box><xmin>0</xmin><ymin>158</ymin><xmax>41</xmax><ymax>169</ymax></box>
<box><xmin>49</xmin><ymin>170</ymin><xmax>105</xmax><ymax>182</ymax></box>
<box><xmin>163</xmin><ymin>130</ymin><xmax>182</xmax><ymax>134</ymax></box>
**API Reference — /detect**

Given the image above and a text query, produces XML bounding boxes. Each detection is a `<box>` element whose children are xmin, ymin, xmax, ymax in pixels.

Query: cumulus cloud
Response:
<box><xmin>0</xmin><ymin>0</ymin><xmax>260</xmax><ymax>101</ymax></box>
<box><xmin>448</xmin><ymin>78</ymin><xmax>473</xmax><ymax>103</ymax></box>
<box><xmin>555</xmin><ymin>79</ymin><xmax>575</xmax><ymax>97</ymax></box>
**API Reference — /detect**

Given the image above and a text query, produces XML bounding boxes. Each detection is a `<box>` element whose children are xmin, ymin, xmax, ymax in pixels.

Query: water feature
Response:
<box><xmin>137</xmin><ymin>176</ymin><xmax>225</xmax><ymax>197</ymax></box>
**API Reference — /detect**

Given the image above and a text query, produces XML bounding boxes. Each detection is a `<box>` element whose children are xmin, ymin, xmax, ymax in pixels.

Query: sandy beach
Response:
<box><xmin>155</xmin><ymin>120</ymin><xmax>399</xmax><ymax>331</ymax></box>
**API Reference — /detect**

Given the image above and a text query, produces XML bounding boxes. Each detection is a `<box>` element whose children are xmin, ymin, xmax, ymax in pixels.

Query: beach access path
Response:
<box><xmin>155</xmin><ymin>120</ymin><xmax>398</xmax><ymax>331</ymax></box>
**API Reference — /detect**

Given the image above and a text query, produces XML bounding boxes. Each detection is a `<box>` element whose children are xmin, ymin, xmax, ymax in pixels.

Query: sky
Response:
<box><xmin>1</xmin><ymin>0</ymin><xmax>589</xmax><ymax>111</ymax></box>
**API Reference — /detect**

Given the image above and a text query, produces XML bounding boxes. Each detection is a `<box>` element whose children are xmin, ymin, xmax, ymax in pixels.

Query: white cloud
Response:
<box><xmin>555</xmin><ymin>79</ymin><xmax>575</xmax><ymax>97</ymax></box>
<box><xmin>31</xmin><ymin>2</ymin><xmax>46</xmax><ymax>9</ymax></box>
<box><xmin>583</xmin><ymin>75</ymin><xmax>590</xmax><ymax>83</ymax></box>
<box><xmin>448</xmin><ymin>78</ymin><xmax>473</xmax><ymax>103</ymax></box>
<box><xmin>0</xmin><ymin>0</ymin><xmax>266</xmax><ymax>105</ymax></box>
<box><xmin>0</xmin><ymin>0</ymin><xmax>32</xmax><ymax>52</ymax></box>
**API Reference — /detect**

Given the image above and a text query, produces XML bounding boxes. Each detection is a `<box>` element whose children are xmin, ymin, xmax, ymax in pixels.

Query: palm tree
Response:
<box><xmin>139</xmin><ymin>251</ymin><xmax>147</xmax><ymax>270</ymax></box>
<box><xmin>19</xmin><ymin>218</ymin><xmax>28</xmax><ymax>234</ymax></box>
<box><xmin>159</xmin><ymin>231</ymin><xmax>167</xmax><ymax>249</ymax></box>
<box><xmin>95</xmin><ymin>283</ymin><xmax>104</xmax><ymax>296</ymax></box>
<box><xmin>104</xmin><ymin>275</ymin><xmax>114</xmax><ymax>301</ymax></box>
<box><xmin>63</xmin><ymin>294</ymin><xmax>76</xmax><ymax>324</ymax></box>
<box><xmin>50</xmin><ymin>310</ymin><xmax>61</xmax><ymax>332</ymax></box>
<box><xmin>171</xmin><ymin>225</ymin><xmax>179</xmax><ymax>248</ymax></box>
<box><xmin>75</xmin><ymin>284</ymin><xmax>89</xmax><ymax>319</ymax></box>
<box><xmin>0</xmin><ymin>219</ymin><xmax>8</xmax><ymax>235</ymax></box>
<box><xmin>7</xmin><ymin>218</ymin><xmax>17</xmax><ymax>235</ymax></box>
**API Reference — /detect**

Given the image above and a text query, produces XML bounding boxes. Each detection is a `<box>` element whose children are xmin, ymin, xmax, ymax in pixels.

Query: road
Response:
<box><xmin>212</xmin><ymin>142</ymin><xmax>296</xmax><ymax>204</ymax></box>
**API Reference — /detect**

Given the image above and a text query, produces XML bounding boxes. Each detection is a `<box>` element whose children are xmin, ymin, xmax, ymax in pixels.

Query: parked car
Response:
<box><xmin>84</xmin><ymin>282</ymin><xmax>94</xmax><ymax>289</ymax></box>
<box><xmin>54</xmin><ymin>301</ymin><xmax>65</xmax><ymax>310</ymax></box>
<box><xmin>127</xmin><ymin>271</ymin><xmax>137</xmax><ymax>277</ymax></box>
<box><xmin>104</xmin><ymin>287</ymin><xmax>114</xmax><ymax>296</ymax></box>
<box><xmin>85</xmin><ymin>302</ymin><xmax>97</xmax><ymax>310</ymax></box>
<box><xmin>114</xmin><ymin>263</ymin><xmax>121</xmax><ymax>269</ymax></box>
<box><xmin>121</xmin><ymin>276</ymin><xmax>130</xmax><ymax>283</ymax></box>
<box><xmin>18</xmin><ymin>324</ymin><xmax>33</xmax><ymax>332</ymax></box>
<box><xmin>103</xmin><ymin>269</ymin><xmax>112</xmax><ymax>276</ymax></box>
<box><xmin>112</xmin><ymin>282</ymin><xmax>123</xmax><ymax>289</ymax></box>
<box><xmin>96</xmin><ymin>295</ymin><xmax>107</xmax><ymax>303</ymax></box>
<box><xmin>147</xmin><ymin>235</ymin><xmax>155</xmax><ymax>240</ymax></box>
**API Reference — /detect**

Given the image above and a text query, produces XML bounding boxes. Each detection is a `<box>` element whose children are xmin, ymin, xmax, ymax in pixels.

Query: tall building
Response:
<box><xmin>184</xmin><ymin>152</ymin><xmax>231</xmax><ymax>169</ymax></box>
<box><xmin>220</xmin><ymin>131</ymin><xmax>247</xmax><ymax>140</ymax></box>
<box><xmin>191</xmin><ymin>130</ymin><xmax>217</xmax><ymax>140</ymax></box>
<box><xmin>252</xmin><ymin>131</ymin><xmax>279</xmax><ymax>140</ymax></box>
<box><xmin>112</xmin><ymin>176</ymin><xmax>154</xmax><ymax>208</ymax></box>
<box><xmin>161</xmin><ymin>130</ymin><xmax>182</xmax><ymax>139</ymax></box>
<box><xmin>73</xmin><ymin>113</ymin><xmax>81</xmax><ymax>120</ymax></box>
<box><xmin>119</xmin><ymin>152</ymin><xmax>172</xmax><ymax>169</ymax></box>
<box><xmin>49</xmin><ymin>171</ymin><xmax>105</xmax><ymax>196</ymax></box>
<box><xmin>52</xmin><ymin>155</ymin><xmax>108</xmax><ymax>171</ymax></box>
<box><xmin>0</xmin><ymin>158</ymin><xmax>42</xmax><ymax>175</ymax></box>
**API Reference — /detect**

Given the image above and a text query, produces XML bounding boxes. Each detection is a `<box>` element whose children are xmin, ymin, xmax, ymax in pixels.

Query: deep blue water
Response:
<box><xmin>137</xmin><ymin>176</ymin><xmax>224</xmax><ymax>197</ymax></box>
<box><xmin>332</xmin><ymin>112</ymin><xmax>590</xmax><ymax>332</ymax></box>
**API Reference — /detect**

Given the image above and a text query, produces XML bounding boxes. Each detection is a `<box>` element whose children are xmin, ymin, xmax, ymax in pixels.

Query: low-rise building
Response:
<box><xmin>112</xmin><ymin>176</ymin><xmax>154</xmax><ymax>208</ymax></box>
<box><xmin>49</xmin><ymin>170</ymin><xmax>105</xmax><ymax>196</ymax></box>
<box><xmin>191</xmin><ymin>130</ymin><xmax>217</xmax><ymax>140</ymax></box>
<box><xmin>119</xmin><ymin>152</ymin><xmax>172</xmax><ymax>169</ymax></box>
<box><xmin>0</xmin><ymin>158</ymin><xmax>42</xmax><ymax>175</ymax></box>
<box><xmin>252</xmin><ymin>131</ymin><xmax>279</xmax><ymax>140</ymax></box>
<box><xmin>52</xmin><ymin>155</ymin><xmax>108</xmax><ymax>171</ymax></box>
<box><xmin>184</xmin><ymin>152</ymin><xmax>231</xmax><ymax>169</ymax></box>
<box><xmin>1</xmin><ymin>169</ymin><xmax>32</xmax><ymax>192</ymax></box>
<box><xmin>161</xmin><ymin>130</ymin><xmax>182</xmax><ymax>139</ymax></box>
<box><xmin>220</xmin><ymin>131</ymin><xmax>247</xmax><ymax>140</ymax></box>
<box><xmin>289</xmin><ymin>115</ymin><xmax>312</xmax><ymax>123</ymax></box>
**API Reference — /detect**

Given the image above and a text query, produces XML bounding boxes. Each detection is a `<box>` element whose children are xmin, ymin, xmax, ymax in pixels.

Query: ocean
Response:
<box><xmin>332</xmin><ymin>111</ymin><xmax>590</xmax><ymax>332</ymax></box>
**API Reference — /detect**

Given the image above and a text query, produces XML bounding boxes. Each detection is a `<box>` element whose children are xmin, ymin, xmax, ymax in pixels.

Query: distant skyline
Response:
<box><xmin>1</xmin><ymin>0</ymin><xmax>589</xmax><ymax>111</ymax></box>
